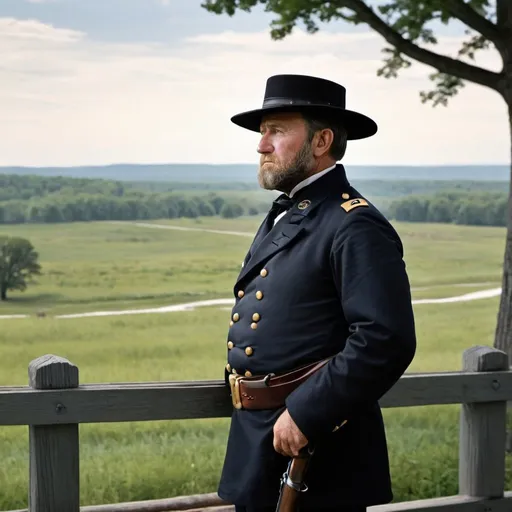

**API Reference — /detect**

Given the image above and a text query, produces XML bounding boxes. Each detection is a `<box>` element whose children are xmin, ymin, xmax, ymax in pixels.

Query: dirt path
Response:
<box><xmin>1</xmin><ymin>222</ymin><xmax>501</xmax><ymax>320</ymax></box>
<box><xmin>111</xmin><ymin>221</ymin><xmax>255</xmax><ymax>237</ymax></box>
<box><xmin>0</xmin><ymin>288</ymin><xmax>502</xmax><ymax>320</ymax></box>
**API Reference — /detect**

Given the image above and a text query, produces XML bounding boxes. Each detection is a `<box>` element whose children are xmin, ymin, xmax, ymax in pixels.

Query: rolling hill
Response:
<box><xmin>1</xmin><ymin>163</ymin><xmax>509</xmax><ymax>183</ymax></box>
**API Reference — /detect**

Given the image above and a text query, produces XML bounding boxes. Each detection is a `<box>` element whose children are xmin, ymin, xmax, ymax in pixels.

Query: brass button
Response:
<box><xmin>252</xmin><ymin>313</ymin><xmax>260</xmax><ymax>322</ymax></box>
<box><xmin>256</xmin><ymin>291</ymin><xmax>263</xmax><ymax>300</ymax></box>
<box><xmin>227</xmin><ymin>341</ymin><xmax>234</xmax><ymax>349</ymax></box>
<box><xmin>260</xmin><ymin>269</ymin><xmax>268</xmax><ymax>277</ymax></box>
<box><xmin>226</xmin><ymin>363</ymin><xmax>231</xmax><ymax>372</ymax></box>
<box><xmin>229</xmin><ymin>321</ymin><xmax>234</xmax><ymax>327</ymax></box>
<box><xmin>245</xmin><ymin>346</ymin><xmax>253</xmax><ymax>356</ymax></box>
<box><xmin>238</xmin><ymin>290</ymin><xmax>245</xmax><ymax>298</ymax></box>
<box><xmin>342</xmin><ymin>193</ymin><xmax>350</xmax><ymax>200</ymax></box>
<box><xmin>251</xmin><ymin>322</ymin><xmax>258</xmax><ymax>330</ymax></box>
<box><xmin>245</xmin><ymin>370</ymin><xmax>253</xmax><ymax>377</ymax></box>
<box><xmin>233</xmin><ymin>313</ymin><xmax>240</xmax><ymax>322</ymax></box>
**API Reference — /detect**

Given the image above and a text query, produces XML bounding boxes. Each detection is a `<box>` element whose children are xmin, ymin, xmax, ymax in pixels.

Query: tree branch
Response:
<box><xmin>341</xmin><ymin>0</ymin><xmax>503</xmax><ymax>92</ymax></box>
<box><xmin>497</xmin><ymin>0</ymin><xmax>512</xmax><ymax>31</ymax></box>
<box><xmin>444</xmin><ymin>0</ymin><xmax>503</xmax><ymax>47</ymax></box>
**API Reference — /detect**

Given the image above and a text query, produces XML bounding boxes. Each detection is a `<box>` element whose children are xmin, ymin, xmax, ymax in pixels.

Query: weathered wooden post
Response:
<box><xmin>459</xmin><ymin>345</ymin><xmax>508</xmax><ymax>499</ymax></box>
<box><xmin>28</xmin><ymin>355</ymin><xmax>80</xmax><ymax>512</ymax></box>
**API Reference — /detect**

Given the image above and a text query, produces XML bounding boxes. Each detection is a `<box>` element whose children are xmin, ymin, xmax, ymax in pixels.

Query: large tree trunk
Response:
<box><xmin>494</xmin><ymin>94</ymin><xmax>512</xmax><ymax>361</ymax></box>
<box><xmin>495</xmin><ymin>4</ymin><xmax>512</xmax><ymax>356</ymax></box>
<box><xmin>495</xmin><ymin>2</ymin><xmax>512</xmax><ymax>451</ymax></box>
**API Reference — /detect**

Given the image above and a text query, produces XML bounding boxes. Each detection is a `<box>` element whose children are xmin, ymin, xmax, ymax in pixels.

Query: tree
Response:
<box><xmin>427</xmin><ymin>196</ymin><xmax>457</xmax><ymax>223</ymax></box>
<box><xmin>0</xmin><ymin>237</ymin><xmax>42</xmax><ymax>301</ymax></box>
<box><xmin>389</xmin><ymin>196</ymin><xmax>430</xmax><ymax>222</ymax></box>
<box><xmin>202</xmin><ymin>0</ymin><xmax>512</xmax><ymax>358</ymax></box>
<box><xmin>221</xmin><ymin>202</ymin><xmax>245</xmax><ymax>218</ymax></box>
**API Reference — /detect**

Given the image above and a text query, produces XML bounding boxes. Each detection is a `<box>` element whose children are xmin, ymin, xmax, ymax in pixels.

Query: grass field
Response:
<box><xmin>0</xmin><ymin>220</ymin><xmax>249</xmax><ymax>316</ymax></box>
<box><xmin>0</xmin><ymin>218</ymin><xmax>505</xmax><ymax>316</ymax></box>
<box><xmin>0</xmin><ymin>217</ymin><xmax>510</xmax><ymax>509</ymax></box>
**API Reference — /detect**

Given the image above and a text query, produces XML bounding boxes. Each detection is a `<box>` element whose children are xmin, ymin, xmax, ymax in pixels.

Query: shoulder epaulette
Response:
<box><xmin>341</xmin><ymin>198</ymin><xmax>369</xmax><ymax>212</ymax></box>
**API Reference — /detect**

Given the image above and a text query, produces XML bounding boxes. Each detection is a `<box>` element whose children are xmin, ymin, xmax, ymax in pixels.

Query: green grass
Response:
<box><xmin>0</xmin><ymin>217</ymin><xmax>510</xmax><ymax>509</ymax></box>
<box><xmin>411</xmin><ymin>283</ymin><xmax>499</xmax><ymax>300</ymax></box>
<box><xmin>0</xmin><ymin>220</ymin><xmax>250</xmax><ymax>316</ymax></box>
<box><xmin>1</xmin><ymin>299</ymin><xmax>510</xmax><ymax>508</ymax></box>
<box><xmin>0</xmin><ymin>218</ymin><xmax>505</xmax><ymax>316</ymax></box>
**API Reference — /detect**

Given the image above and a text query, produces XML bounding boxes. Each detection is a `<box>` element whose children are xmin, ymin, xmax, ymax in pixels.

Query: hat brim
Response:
<box><xmin>231</xmin><ymin>104</ymin><xmax>377</xmax><ymax>140</ymax></box>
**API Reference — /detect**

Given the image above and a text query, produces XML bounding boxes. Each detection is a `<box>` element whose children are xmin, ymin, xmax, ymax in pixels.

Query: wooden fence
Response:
<box><xmin>1</xmin><ymin>345</ymin><xmax>512</xmax><ymax>512</ymax></box>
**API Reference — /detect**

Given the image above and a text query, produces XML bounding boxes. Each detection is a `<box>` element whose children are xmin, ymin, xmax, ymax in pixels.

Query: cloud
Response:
<box><xmin>186</xmin><ymin>28</ymin><xmax>502</xmax><ymax>74</ymax></box>
<box><xmin>0</xmin><ymin>17</ymin><xmax>508</xmax><ymax>167</ymax></box>
<box><xmin>1</xmin><ymin>17</ymin><xmax>81</xmax><ymax>42</ymax></box>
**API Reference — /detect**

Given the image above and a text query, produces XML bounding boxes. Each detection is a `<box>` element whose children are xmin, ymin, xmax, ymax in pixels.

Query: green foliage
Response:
<box><xmin>388</xmin><ymin>190</ymin><xmax>508</xmax><ymax>226</ymax></box>
<box><xmin>0</xmin><ymin>237</ymin><xmax>42</xmax><ymax>300</ymax></box>
<box><xmin>0</xmin><ymin>174</ymin><xmax>271</xmax><ymax>225</ymax></box>
<box><xmin>1</xmin><ymin>172</ymin><xmax>509</xmax><ymax>227</ymax></box>
<box><xmin>202</xmin><ymin>0</ymin><xmax>502</xmax><ymax>106</ymax></box>
<box><xmin>419</xmin><ymin>73</ymin><xmax>465</xmax><ymax>107</ymax></box>
<box><xmin>220</xmin><ymin>202</ymin><xmax>245</xmax><ymax>218</ymax></box>
<box><xmin>353</xmin><ymin>179</ymin><xmax>508</xmax><ymax>198</ymax></box>
<box><xmin>0</xmin><ymin>174</ymin><xmax>126</xmax><ymax>201</ymax></box>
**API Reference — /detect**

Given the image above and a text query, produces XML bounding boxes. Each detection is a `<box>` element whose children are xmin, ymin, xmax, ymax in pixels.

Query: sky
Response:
<box><xmin>1</xmin><ymin>0</ymin><xmax>508</xmax><ymax>167</ymax></box>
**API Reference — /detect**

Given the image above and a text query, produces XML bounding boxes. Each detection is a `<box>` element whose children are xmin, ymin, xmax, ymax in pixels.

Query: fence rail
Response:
<box><xmin>1</xmin><ymin>345</ymin><xmax>511</xmax><ymax>512</ymax></box>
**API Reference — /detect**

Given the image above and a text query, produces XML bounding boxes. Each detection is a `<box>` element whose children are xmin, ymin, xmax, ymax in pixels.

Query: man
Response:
<box><xmin>217</xmin><ymin>74</ymin><xmax>417</xmax><ymax>511</ymax></box>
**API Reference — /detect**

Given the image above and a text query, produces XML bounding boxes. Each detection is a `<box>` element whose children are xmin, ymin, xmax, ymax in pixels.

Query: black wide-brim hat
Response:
<box><xmin>231</xmin><ymin>74</ymin><xmax>377</xmax><ymax>140</ymax></box>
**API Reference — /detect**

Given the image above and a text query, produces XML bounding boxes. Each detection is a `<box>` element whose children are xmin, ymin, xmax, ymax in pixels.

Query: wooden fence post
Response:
<box><xmin>28</xmin><ymin>355</ymin><xmax>80</xmax><ymax>512</ymax></box>
<box><xmin>459</xmin><ymin>345</ymin><xmax>508</xmax><ymax>499</ymax></box>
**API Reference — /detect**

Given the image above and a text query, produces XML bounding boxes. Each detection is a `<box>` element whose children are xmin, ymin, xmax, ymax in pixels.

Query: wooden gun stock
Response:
<box><xmin>275</xmin><ymin>421</ymin><xmax>347</xmax><ymax>511</ymax></box>
<box><xmin>275</xmin><ymin>446</ymin><xmax>314</xmax><ymax>512</ymax></box>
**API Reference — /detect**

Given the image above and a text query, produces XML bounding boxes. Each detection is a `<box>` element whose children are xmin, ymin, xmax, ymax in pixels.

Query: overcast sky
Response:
<box><xmin>1</xmin><ymin>0</ymin><xmax>508</xmax><ymax>167</ymax></box>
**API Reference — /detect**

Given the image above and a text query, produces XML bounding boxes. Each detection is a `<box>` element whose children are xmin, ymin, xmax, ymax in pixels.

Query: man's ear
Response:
<box><xmin>312</xmin><ymin>129</ymin><xmax>334</xmax><ymax>158</ymax></box>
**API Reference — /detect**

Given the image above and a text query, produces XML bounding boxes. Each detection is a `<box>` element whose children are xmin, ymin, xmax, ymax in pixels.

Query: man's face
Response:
<box><xmin>257</xmin><ymin>112</ymin><xmax>315</xmax><ymax>193</ymax></box>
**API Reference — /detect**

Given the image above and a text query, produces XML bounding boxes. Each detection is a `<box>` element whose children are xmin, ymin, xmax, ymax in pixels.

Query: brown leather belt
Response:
<box><xmin>228</xmin><ymin>357</ymin><xmax>332</xmax><ymax>410</ymax></box>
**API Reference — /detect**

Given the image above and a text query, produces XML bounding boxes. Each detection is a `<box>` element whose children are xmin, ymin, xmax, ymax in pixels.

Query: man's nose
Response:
<box><xmin>257</xmin><ymin>134</ymin><xmax>273</xmax><ymax>154</ymax></box>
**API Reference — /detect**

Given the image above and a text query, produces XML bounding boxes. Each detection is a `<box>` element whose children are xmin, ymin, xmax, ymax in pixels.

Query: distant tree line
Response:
<box><xmin>0</xmin><ymin>174</ymin><xmax>270</xmax><ymax>224</ymax></box>
<box><xmin>387</xmin><ymin>191</ymin><xmax>508</xmax><ymax>227</ymax></box>
<box><xmin>352</xmin><ymin>179</ymin><xmax>508</xmax><ymax>198</ymax></box>
<box><xmin>2</xmin><ymin>173</ymin><xmax>508</xmax><ymax>202</ymax></box>
<box><xmin>0</xmin><ymin>193</ymin><xmax>268</xmax><ymax>224</ymax></box>
<box><xmin>1</xmin><ymin>173</ymin><xmax>509</xmax><ymax>227</ymax></box>
<box><xmin>0</xmin><ymin>174</ymin><xmax>259</xmax><ymax>202</ymax></box>
<box><xmin>0</xmin><ymin>174</ymin><xmax>126</xmax><ymax>201</ymax></box>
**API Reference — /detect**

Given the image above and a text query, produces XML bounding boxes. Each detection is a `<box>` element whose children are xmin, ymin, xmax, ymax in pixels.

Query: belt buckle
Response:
<box><xmin>228</xmin><ymin>374</ymin><xmax>243</xmax><ymax>410</ymax></box>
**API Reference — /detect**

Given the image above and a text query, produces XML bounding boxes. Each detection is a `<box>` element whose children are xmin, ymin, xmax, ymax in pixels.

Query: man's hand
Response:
<box><xmin>273</xmin><ymin>409</ymin><xmax>308</xmax><ymax>457</ymax></box>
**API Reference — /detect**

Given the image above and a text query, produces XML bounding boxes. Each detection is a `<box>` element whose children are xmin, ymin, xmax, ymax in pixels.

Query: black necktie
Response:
<box><xmin>269</xmin><ymin>193</ymin><xmax>295</xmax><ymax>222</ymax></box>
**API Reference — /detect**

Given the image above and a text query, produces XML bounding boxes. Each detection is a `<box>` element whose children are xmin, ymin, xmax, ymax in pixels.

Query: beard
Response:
<box><xmin>258</xmin><ymin>139</ymin><xmax>315</xmax><ymax>193</ymax></box>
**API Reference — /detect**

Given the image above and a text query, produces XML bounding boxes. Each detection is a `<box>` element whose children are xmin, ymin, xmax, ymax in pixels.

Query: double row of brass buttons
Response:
<box><xmin>234</xmin><ymin>268</ymin><xmax>267</xmax><ymax>303</ymax></box>
<box><xmin>226</xmin><ymin>268</ymin><xmax>268</xmax><ymax>379</ymax></box>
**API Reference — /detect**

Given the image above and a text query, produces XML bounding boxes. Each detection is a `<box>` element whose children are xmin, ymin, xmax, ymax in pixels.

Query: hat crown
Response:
<box><xmin>263</xmin><ymin>74</ymin><xmax>346</xmax><ymax>109</ymax></box>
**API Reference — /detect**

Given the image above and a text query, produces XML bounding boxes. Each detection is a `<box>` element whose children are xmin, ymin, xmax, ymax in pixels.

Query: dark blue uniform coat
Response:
<box><xmin>217</xmin><ymin>165</ymin><xmax>416</xmax><ymax>508</ymax></box>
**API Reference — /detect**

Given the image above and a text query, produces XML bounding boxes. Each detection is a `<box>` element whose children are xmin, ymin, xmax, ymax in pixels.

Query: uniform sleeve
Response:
<box><xmin>285</xmin><ymin>208</ymin><xmax>417</xmax><ymax>442</ymax></box>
